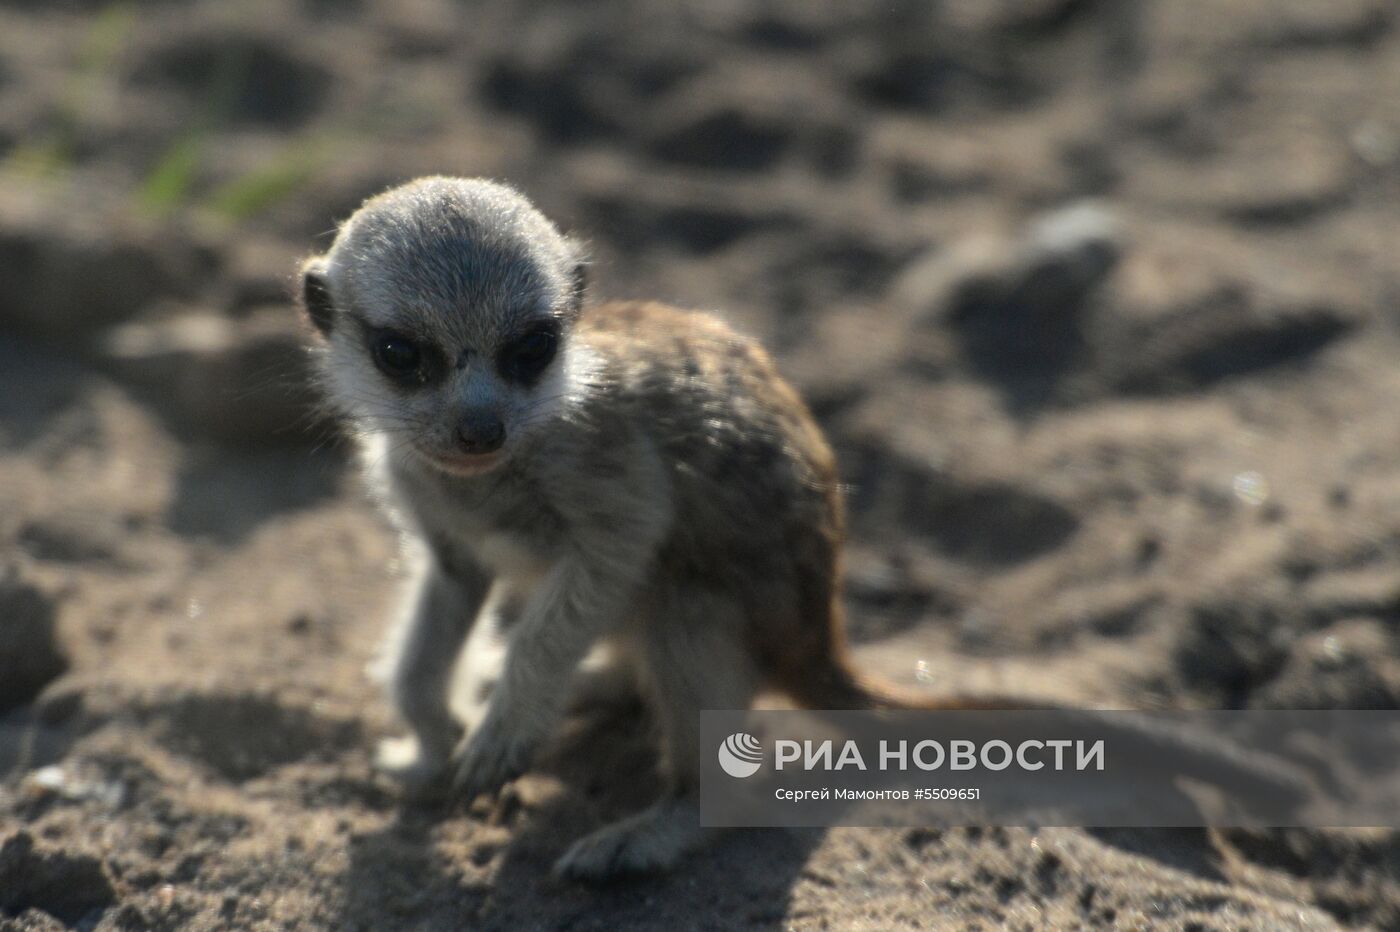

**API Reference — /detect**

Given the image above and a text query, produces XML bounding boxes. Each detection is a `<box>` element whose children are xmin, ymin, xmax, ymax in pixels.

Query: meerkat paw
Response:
<box><xmin>375</xmin><ymin>736</ymin><xmax>453</xmax><ymax>801</ymax></box>
<box><xmin>450</xmin><ymin>713</ymin><xmax>536</xmax><ymax>801</ymax></box>
<box><xmin>553</xmin><ymin>801</ymin><xmax>703</xmax><ymax>881</ymax></box>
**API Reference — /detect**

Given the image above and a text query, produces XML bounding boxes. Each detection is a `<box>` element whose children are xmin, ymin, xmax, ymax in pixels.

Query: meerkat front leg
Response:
<box><xmin>451</xmin><ymin>554</ymin><xmax>641</xmax><ymax>800</ymax></box>
<box><xmin>376</xmin><ymin>552</ymin><xmax>491</xmax><ymax>798</ymax></box>
<box><xmin>555</xmin><ymin>587</ymin><xmax>759</xmax><ymax>880</ymax></box>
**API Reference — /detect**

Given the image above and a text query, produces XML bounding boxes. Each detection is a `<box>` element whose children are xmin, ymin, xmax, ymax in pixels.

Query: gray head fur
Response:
<box><xmin>300</xmin><ymin>177</ymin><xmax>592</xmax><ymax>475</ymax></box>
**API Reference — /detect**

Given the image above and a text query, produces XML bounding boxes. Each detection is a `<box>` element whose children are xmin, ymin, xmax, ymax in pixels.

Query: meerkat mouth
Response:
<box><xmin>413</xmin><ymin>447</ymin><xmax>506</xmax><ymax>478</ymax></box>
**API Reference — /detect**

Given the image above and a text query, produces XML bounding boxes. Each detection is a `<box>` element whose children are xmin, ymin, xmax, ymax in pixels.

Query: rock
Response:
<box><xmin>647</xmin><ymin>107</ymin><xmax>791</xmax><ymax>172</ymax></box>
<box><xmin>896</xmin><ymin>202</ymin><xmax>1122</xmax><ymax>409</ymax></box>
<box><xmin>842</xmin><ymin>444</ymin><xmax>1080</xmax><ymax>566</ymax></box>
<box><xmin>1253</xmin><ymin>619</ymin><xmax>1400</xmax><ymax>709</ymax></box>
<box><xmin>1172</xmin><ymin>597</ymin><xmax>1294</xmax><ymax>706</ymax></box>
<box><xmin>479</xmin><ymin>18</ymin><xmax>701</xmax><ymax>145</ymax></box>
<box><xmin>1093</xmin><ymin>225</ymin><xmax>1364</xmax><ymax>396</ymax></box>
<box><xmin>1010</xmin><ymin>203</ymin><xmax>1123</xmax><ymax>310</ymax></box>
<box><xmin>582</xmin><ymin>187</ymin><xmax>797</xmax><ymax>255</ymax></box>
<box><xmin>1215</xmin><ymin>140</ymin><xmax>1354</xmax><ymax>225</ymax></box>
<box><xmin>0</xmin><ymin>566</ymin><xmax>67</xmax><ymax>713</ymax></box>
<box><xmin>130</xmin><ymin>27</ymin><xmax>332</xmax><ymax>128</ymax></box>
<box><xmin>1102</xmin><ymin>289</ymin><xmax>1356</xmax><ymax>396</ymax></box>
<box><xmin>1302</xmin><ymin>568</ymin><xmax>1400</xmax><ymax>621</ymax></box>
<box><xmin>18</xmin><ymin>513</ymin><xmax>129</xmax><ymax>567</ymax></box>
<box><xmin>897</xmin><ymin>202</ymin><xmax>1122</xmax><ymax>328</ymax></box>
<box><xmin>643</xmin><ymin>63</ymin><xmax>854</xmax><ymax>175</ymax></box>
<box><xmin>847</xmin><ymin>18</ymin><xmax>1042</xmax><ymax>112</ymax></box>
<box><xmin>868</xmin><ymin>120</ymin><xmax>994</xmax><ymax>202</ymax></box>
<box><xmin>1131</xmin><ymin>134</ymin><xmax>1354</xmax><ymax>225</ymax></box>
<box><xmin>0</xmin><ymin>216</ymin><xmax>217</xmax><ymax>341</ymax></box>
<box><xmin>1150</xmin><ymin>0</ymin><xmax>1392</xmax><ymax>51</ymax></box>
<box><xmin>141</xmin><ymin>690</ymin><xmax>362</xmax><ymax>783</ymax></box>
<box><xmin>943</xmin><ymin>0</ymin><xmax>1101</xmax><ymax>36</ymax></box>
<box><xmin>1253</xmin><ymin>0</ymin><xmax>1391</xmax><ymax>48</ymax></box>
<box><xmin>0</xmin><ymin>831</ymin><xmax>117</xmax><ymax>926</ymax></box>
<box><xmin>99</xmin><ymin>307</ymin><xmax>321</xmax><ymax>444</ymax></box>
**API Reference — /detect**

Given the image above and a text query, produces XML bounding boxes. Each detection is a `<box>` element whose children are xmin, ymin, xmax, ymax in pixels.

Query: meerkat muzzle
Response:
<box><xmin>455</xmin><ymin>411</ymin><xmax>506</xmax><ymax>455</ymax></box>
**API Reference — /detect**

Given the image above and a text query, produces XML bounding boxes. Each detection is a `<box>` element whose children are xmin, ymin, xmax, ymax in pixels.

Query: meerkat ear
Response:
<box><xmin>570</xmin><ymin>261</ymin><xmax>588</xmax><ymax>312</ymax></box>
<box><xmin>300</xmin><ymin>257</ymin><xmax>335</xmax><ymax>337</ymax></box>
<box><xmin>565</xmin><ymin>238</ymin><xmax>589</xmax><ymax>316</ymax></box>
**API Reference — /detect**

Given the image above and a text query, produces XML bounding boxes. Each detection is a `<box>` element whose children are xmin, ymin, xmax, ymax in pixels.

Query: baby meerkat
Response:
<box><xmin>301</xmin><ymin>175</ymin><xmax>966</xmax><ymax>878</ymax></box>
<box><xmin>299</xmin><ymin>177</ymin><xmax>1294</xmax><ymax>880</ymax></box>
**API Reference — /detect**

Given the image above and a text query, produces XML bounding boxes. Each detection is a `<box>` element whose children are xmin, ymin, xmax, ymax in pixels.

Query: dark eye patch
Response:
<box><xmin>363</xmin><ymin>325</ymin><xmax>445</xmax><ymax>388</ymax></box>
<box><xmin>497</xmin><ymin>320</ymin><xmax>560</xmax><ymax>385</ymax></box>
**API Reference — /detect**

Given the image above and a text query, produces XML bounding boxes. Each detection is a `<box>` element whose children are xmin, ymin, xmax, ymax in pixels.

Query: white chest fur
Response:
<box><xmin>360</xmin><ymin>433</ymin><xmax>553</xmax><ymax>583</ymax></box>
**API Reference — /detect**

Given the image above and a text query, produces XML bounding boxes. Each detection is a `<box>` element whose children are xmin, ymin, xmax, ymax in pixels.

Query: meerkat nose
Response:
<box><xmin>455</xmin><ymin>411</ymin><xmax>506</xmax><ymax>454</ymax></box>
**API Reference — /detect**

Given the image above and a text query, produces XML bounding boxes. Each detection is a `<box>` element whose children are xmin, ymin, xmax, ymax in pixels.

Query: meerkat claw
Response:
<box><xmin>375</xmin><ymin>736</ymin><xmax>452</xmax><ymax>802</ymax></box>
<box><xmin>450</xmin><ymin>723</ymin><xmax>529</xmax><ymax>801</ymax></box>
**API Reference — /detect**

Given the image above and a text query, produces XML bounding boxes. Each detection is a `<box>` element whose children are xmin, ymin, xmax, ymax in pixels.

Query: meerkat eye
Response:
<box><xmin>498</xmin><ymin>324</ymin><xmax>559</xmax><ymax>383</ymax></box>
<box><xmin>370</xmin><ymin>331</ymin><xmax>429</xmax><ymax>384</ymax></box>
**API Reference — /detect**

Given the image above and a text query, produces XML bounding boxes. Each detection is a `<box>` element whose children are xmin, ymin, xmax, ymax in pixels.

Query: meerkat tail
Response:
<box><xmin>777</xmin><ymin>650</ymin><xmax>1032</xmax><ymax>712</ymax></box>
<box><xmin>777</xmin><ymin>650</ymin><xmax>1309</xmax><ymax>811</ymax></box>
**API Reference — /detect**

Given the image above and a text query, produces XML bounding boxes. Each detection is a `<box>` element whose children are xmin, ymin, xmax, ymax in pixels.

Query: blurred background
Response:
<box><xmin>2</xmin><ymin>1</ymin><xmax>1400</xmax><ymax>928</ymax></box>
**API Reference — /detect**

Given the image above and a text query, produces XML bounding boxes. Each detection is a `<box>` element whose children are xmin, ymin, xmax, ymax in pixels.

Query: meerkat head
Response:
<box><xmin>300</xmin><ymin>177</ymin><xmax>589</xmax><ymax>477</ymax></box>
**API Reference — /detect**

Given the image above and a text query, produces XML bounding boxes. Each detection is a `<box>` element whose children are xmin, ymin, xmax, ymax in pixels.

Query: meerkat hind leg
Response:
<box><xmin>555</xmin><ymin>589</ymin><xmax>756</xmax><ymax>880</ymax></box>
<box><xmin>567</xmin><ymin>638</ymin><xmax>642</xmax><ymax>713</ymax></box>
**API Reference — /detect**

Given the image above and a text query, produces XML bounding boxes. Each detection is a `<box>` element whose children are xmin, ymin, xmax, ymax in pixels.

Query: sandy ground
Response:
<box><xmin>3</xmin><ymin>0</ymin><xmax>1400</xmax><ymax>928</ymax></box>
